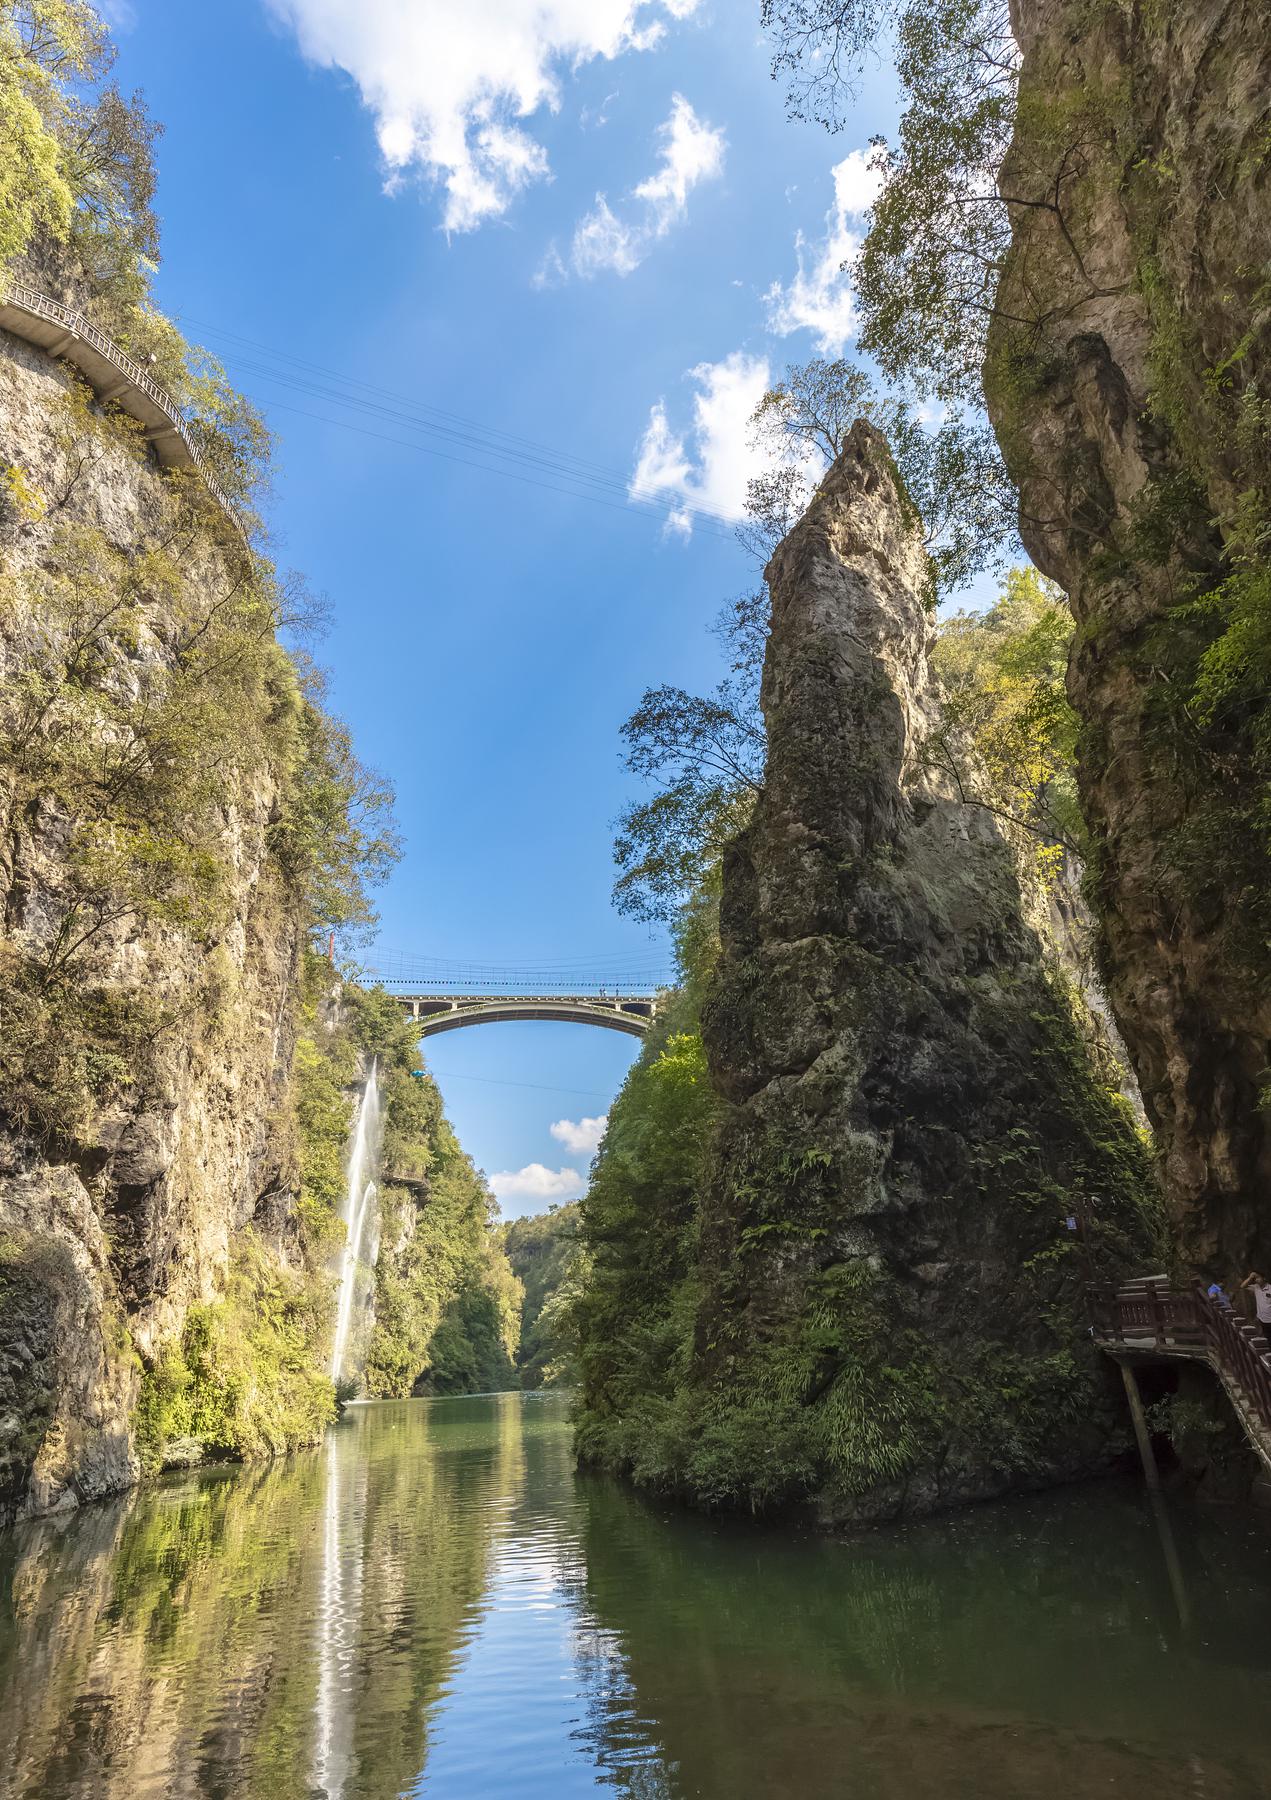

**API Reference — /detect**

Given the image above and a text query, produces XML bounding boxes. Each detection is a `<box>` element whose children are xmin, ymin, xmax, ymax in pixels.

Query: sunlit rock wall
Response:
<box><xmin>0</xmin><ymin>326</ymin><xmax>304</xmax><ymax>1521</ymax></box>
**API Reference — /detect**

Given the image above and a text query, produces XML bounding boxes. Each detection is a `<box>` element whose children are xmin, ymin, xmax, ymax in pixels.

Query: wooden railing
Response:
<box><xmin>2</xmin><ymin>280</ymin><xmax>244</xmax><ymax>531</ymax></box>
<box><xmin>1091</xmin><ymin>1279</ymin><xmax>1271</xmax><ymax>1443</ymax></box>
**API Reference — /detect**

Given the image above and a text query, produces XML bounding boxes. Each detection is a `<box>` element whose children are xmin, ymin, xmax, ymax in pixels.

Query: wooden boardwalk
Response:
<box><xmin>1092</xmin><ymin>1279</ymin><xmax>1271</xmax><ymax>1477</ymax></box>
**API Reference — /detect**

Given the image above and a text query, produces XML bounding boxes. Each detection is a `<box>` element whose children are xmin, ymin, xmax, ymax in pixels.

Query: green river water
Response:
<box><xmin>2</xmin><ymin>1391</ymin><xmax>1270</xmax><ymax>1799</ymax></box>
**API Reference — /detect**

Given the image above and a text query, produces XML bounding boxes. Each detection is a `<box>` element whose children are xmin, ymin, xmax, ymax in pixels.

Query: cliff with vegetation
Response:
<box><xmin>759</xmin><ymin>0</ymin><xmax>1270</xmax><ymax>1278</ymax></box>
<box><xmin>0</xmin><ymin>3</ymin><xmax>514</xmax><ymax>1524</ymax></box>
<box><xmin>501</xmin><ymin>1203</ymin><xmax>583</xmax><ymax>1388</ymax></box>
<box><xmin>0</xmin><ymin>322</ymin><xmax>338</xmax><ymax>1516</ymax></box>
<box><xmin>575</xmin><ymin>425</ymin><xmax>1159</xmax><ymax>1520</ymax></box>
<box><xmin>982</xmin><ymin>0</ymin><xmax>1271</xmax><ymax>1271</ymax></box>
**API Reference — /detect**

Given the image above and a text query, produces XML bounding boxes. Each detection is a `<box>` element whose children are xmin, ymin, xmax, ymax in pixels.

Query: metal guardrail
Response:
<box><xmin>2</xmin><ymin>280</ymin><xmax>244</xmax><ymax>533</ymax></box>
<box><xmin>1091</xmin><ymin>1280</ymin><xmax>1271</xmax><ymax>1445</ymax></box>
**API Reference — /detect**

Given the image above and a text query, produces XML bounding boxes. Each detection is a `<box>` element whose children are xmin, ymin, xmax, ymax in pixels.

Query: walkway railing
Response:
<box><xmin>1091</xmin><ymin>1279</ymin><xmax>1271</xmax><ymax>1446</ymax></box>
<box><xmin>0</xmin><ymin>279</ymin><xmax>244</xmax><ymax>532</ymax></box>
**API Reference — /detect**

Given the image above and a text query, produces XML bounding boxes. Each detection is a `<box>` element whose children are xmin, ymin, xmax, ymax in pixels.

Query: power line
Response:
<box><xmin>185</xmin><ymin>314</ymin><xmax>745</xmax><ymax>527</ymax></box>
<box><xmin>421</xmin><ymin>1068</ymin><xmax>616</xmax><ymax>1101</ymax></box>
<box><xmin>254</xmin><ymin>394</ymin><xmax>742</xmax><ymax>545</ymax></box>
<box><xmin>371</xmin><ymin>944</ymin><xmax>669</xmax><ymax>965</ymax></box>
<box><xmin>364</xmin><ymin>949</ymin><xmax>672</xmax><ymax>991</ymax></box>
<box><xmin>181</xmin><ymin>314</ymin><xmax>745</xmax><ymax>541</ymax></box>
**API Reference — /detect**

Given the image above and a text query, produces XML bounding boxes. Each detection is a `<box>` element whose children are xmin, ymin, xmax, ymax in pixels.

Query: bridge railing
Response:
<box><xmin>1092</xmin><ymin>1279</ymin><xmax>1271</xmax><ymax>1440</ymax></box>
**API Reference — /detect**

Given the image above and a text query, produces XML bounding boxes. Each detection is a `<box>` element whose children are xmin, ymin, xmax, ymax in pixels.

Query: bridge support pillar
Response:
<box><xmin>1119</xmin><ymin>1361</ymin><xmax>1161</xmax><ymax>1492</ymax></box>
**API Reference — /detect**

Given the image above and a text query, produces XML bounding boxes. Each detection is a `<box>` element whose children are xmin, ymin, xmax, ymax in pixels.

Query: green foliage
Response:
<box><xmin>0</xmin><ymin>388</ymin><xmax>398</xmax><ymax>1143</ymax></box>
<box><xmin>751</xmin><ymin>355</ymin><xmax>1019</xmax><ymax>597</ymax></box>
<box><xmin>613</xmin><ymin>746</ymin><xmax>758</xmax><ymax>928</ymax></box>
<box><xmin>422</xmin><ymin>1255</ymin><xmax>521</xmax><ymax>1395</ymax></box>
<box><xmin>273</xmin><ymin>665</ymin><xmax>402</xmax><ymax>948</ymax></box>
<box><xmin>762</xmin><ymin>1</ymin><xmax>1018</xmax><ymax>402</ymax></box>
<box><xmin>501</xmin><ymin>1202</ymin><xmax>586</xmax><ymax>1387</ymax></box>
<box><xmin>1155</xmin><ymin>382</ymin><xmax>1271</xmax><ymax>967</ymax></box>
<box><xmin>573</xmin><ymin>931</ymin><xmax>1158</xmax><ymax>1516</ymax></box>
<box><xmin>931</xmin><ymin>565</ymin><xmax>1083</xmax><ymax>874</ymax></box>
<box><xmin>571</xmin><ymin>1015</ymin><xmax>717</xmax><ymax>1460</ymax></box>
<box><xmin>0</xmin><ymin>2</ymin><xmax>105</xmax><ymax>271</ymax></box>
<box><xmin>134</xmin><ymin>1230</ymin><xmax>336</xmax><ymax>1473</ymax></box>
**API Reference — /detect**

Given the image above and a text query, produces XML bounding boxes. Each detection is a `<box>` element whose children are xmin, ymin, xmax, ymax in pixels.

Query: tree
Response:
<box><xmin>0</xmin><ymin>1</ymin><xmax>104</xmax><ymax>268</ymax></box>
<box><xmin>612</xmin><ymin>683</ymin><xmax>763</xmax><ymax>926</ymax></box>
<box><xmin>762</xmin><ymin>1</ymin><xmax>1019</xmax><ymax>401</ymax></box>
<box><xmin>930</xmin><ymin>566</ymin><xmax>1082</xmax><ymax>874</ymax></box>
<box><xmin>751</xmin><ymin>355</ymin><xmax>1018</xmax><ymax>597</ymax></box>
<box><xmin>1</xmin><ymin>3</ymin><xmax>162</xmax><ymax>285</ymax></box>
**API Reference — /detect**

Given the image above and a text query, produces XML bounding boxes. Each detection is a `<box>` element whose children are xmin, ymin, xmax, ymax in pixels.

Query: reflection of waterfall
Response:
<box><xmin>330</xmin><ymin>1060</ymin><xmax>382</xmax><ymax>1387</ymax></box>
<box><xmin>313</xmin><ymin>1431</ymin><xmax>367</xmax><ymax>1800</ymax></box>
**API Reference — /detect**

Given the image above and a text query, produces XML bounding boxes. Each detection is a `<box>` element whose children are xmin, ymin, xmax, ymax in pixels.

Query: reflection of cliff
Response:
<box><xmin>572</xmin><ymin>1479</ymin><xmax>1271</xmax><ymax>1800</ymax></box>
<box><xmin>0</xmin><ymin>1399</ymin><xmax>529</xmax><ymax>1798</ymax></box>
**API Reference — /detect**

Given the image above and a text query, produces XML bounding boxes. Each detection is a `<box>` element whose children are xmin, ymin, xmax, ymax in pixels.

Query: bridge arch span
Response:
<box><xmin>399</xmin><ymin>994</ymin><xmax>656</xmax><ymax>1040</ymax></box>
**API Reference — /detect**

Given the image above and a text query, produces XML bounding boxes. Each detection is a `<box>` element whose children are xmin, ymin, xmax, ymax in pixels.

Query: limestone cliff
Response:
<box><xmin>985</xmin><ymin>0</ymin><xmax>1271</xmax><ymax>1270</ymax></box>
<box><xmin>692</xmin><ymin>422</ymin><xmax>1156</xmax><ymax>1520</ymax></box>
<box><xmin>0</xmin><ymin>324</ymin><xmax>313</xmax><ymax>1522</ymax></box>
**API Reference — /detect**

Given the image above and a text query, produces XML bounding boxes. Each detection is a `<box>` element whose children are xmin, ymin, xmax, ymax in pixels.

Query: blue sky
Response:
<box><xmin>104</xmin><ymin>0</ymin><xmax>907</xmax><ymax>1215</ymax></box>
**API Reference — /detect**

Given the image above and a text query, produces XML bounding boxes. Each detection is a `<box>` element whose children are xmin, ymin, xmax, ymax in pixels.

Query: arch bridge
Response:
<box><xmin>398</xmin><ymin>991</ymin><xmax>658</xmax><ymax>1039</ymax></box>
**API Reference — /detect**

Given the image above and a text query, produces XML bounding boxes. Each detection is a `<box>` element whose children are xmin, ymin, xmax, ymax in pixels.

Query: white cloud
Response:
<box><xmin>580</xmin><ymin>90</ymin><xmax>620</xmax><ymax>130</ymax></box>
<box><xmin>550</xmin><ymin>1115</ymin><xmax>608</xmax><ymax>1156</ymax></box>
<box><xmin>532</xmin><ymin>243</ymin><xmax>570</xmax><ymax>289</ymax></box>
<box><xmin>569</xmin><ymin>94</ymin><xmax>724</xmax><ymax>277</ymax></box>
<box><xmin>629</xmin><ymin>350</ymin><xmax>770</xmax><ymax>535</ymax></box>
<box><xmin>831</xmin><ymin>146</ymin><xmax>885</xmax><ymax>218</ymax></box>
<box><xmin>266</xmin><ymin>0</ymin><xmax>702</xmax><ymax>233</ymax></box>
<box><xmin>764</xmin><ymin>148</ymin><xmax>884</xmax><ymax>354</ymax></box>
<box><xmin>571</xmin><ymin>195</ymin><xmax>644</xmax><ymax>277</ymax></box>
<box><xmin>489</xmin><ymin>1163</ymin><xmax>585</xmax><ymax>1203</ymax></box>
<box><xmin>633</xmin><ymin>93</ymin><xmax>725</xmax><ymax>227</ymax></box>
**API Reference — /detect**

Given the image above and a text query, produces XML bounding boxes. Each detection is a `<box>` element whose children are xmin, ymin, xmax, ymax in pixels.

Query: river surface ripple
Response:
<box><xmin>2</xmin><ymin>1391</ymin><xmax>1271</xmax><ymax>1799</ymax></box>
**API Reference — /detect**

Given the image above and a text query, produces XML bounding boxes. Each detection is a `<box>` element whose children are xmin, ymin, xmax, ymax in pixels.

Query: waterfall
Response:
<box><xmin>330</xmin><ymin>1060</ymin><xmax>382</xmax><ymax>1387</ymax></box>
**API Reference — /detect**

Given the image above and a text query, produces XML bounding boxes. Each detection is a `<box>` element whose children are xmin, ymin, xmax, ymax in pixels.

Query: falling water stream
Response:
<box><xmin>329</xmin><ymin>1060</ymin><xmax>382</xmax><ymax>1387</ymax></box>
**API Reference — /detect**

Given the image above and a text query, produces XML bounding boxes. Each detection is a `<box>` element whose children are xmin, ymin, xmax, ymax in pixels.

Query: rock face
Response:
<box><xmin>697</xmin><ymin>422</ymin><xmax>1155</xmax><ymax>1522</ymax></box>
<box><xmin>0</xmin><ymin>325</ymin><xmax>303</xmax><ymax>1522</ymax></box>
<box><xmin>985</xmin><ymin>0</ymin><xmax>1271</xmax><ymax>1269</ymax></box>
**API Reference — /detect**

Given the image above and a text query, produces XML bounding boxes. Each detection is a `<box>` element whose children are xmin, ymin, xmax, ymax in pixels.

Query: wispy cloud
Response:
<box><xmin>580</xmin><ymin>90</ymin><xmax>619</xmax><ymax>130</ymax></box>
<box><xmin>550</xmin><ymin>1115</ymin><xmax>608</xmax><ymax>1156</ymax></box>
<box><xmin>629</xmin><ymin>350</ymin><xmax>770</xmax><ymax>536</ymax></box>
<box><xmin>764</xmin><ymin>148</ymin><xmax>883</xmax><ymax>354</ymax></box>
<box><xmin>559</xmin><ymin>93</ymin><xmax>724</xmax><ymax>279</ymax></box>
<box><xmin>489</xmin><ymin>1163</ymin><xmax>585</xmax><ymax>1203</ymax></box>
<box><xmin>266</xmin><ymin>0</ymin><xmax>703</xmax><ymax>233</ymax></box>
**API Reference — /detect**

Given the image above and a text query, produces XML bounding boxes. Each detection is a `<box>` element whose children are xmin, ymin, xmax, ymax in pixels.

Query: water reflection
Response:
<box><xmin>0</xmin><ymin>1394</ymin><xmax>1269</xmax><ymax>1799</ymax></box>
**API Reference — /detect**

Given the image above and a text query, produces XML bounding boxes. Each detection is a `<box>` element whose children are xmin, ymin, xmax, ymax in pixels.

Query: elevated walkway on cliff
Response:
<box><xmin>0</xmin><ymin>279</ymin><xmax>243</xmax><ymax>532</ymax></box>
<box><xmin>1092</xmin><ymin>1279</ymin><xmax>1271</xmax><ymax>1478</ymax></box>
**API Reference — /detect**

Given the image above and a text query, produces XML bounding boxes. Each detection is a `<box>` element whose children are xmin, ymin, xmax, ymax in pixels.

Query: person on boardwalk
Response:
<box><xmin>1238</xmin><ymin>1272</ymin><xmax>1271</xmax><ymax>1350</ymax></box>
